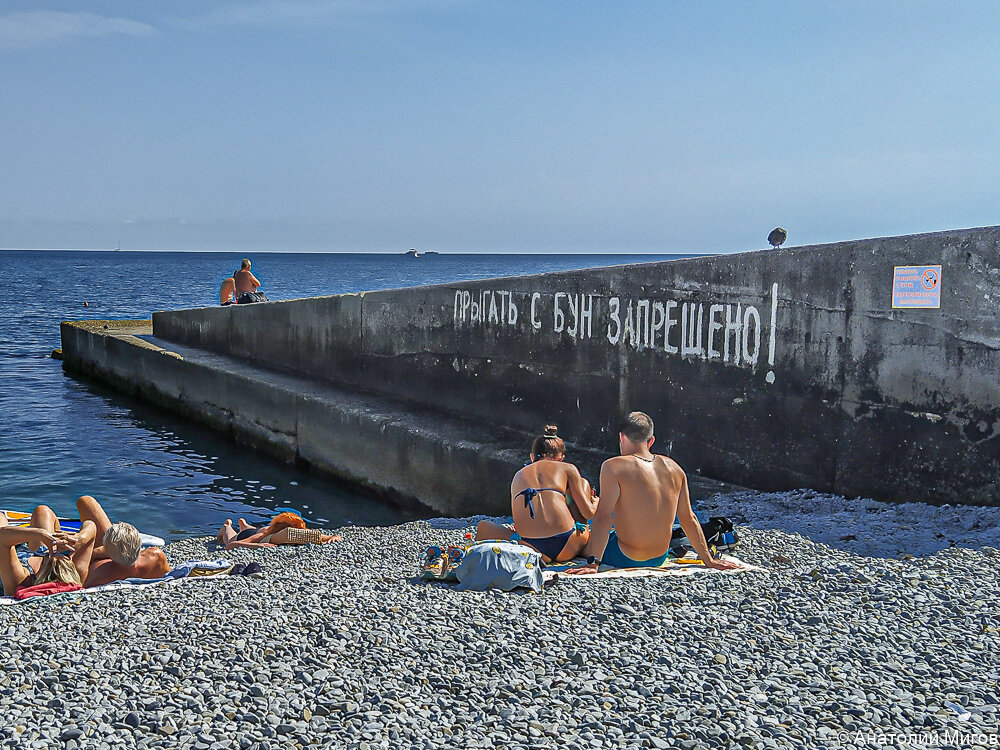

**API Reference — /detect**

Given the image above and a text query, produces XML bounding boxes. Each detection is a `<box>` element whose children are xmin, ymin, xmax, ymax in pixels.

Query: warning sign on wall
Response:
<box><xmin>892</xmin><ymin>265</ymin><xmax>942</xmax><ymax>309</ymax></box>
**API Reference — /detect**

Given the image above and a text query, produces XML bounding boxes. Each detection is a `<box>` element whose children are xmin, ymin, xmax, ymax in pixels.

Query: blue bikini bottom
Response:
<box><xmin>601</xmin><ymin>530</ymin><xmax>670</xmax><ymax>568</ymax></box>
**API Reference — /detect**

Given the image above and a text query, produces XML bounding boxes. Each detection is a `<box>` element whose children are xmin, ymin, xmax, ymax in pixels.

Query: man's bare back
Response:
<box><xmin>577</xmin><ymin>411</ymin><xmax>739</xmax><ymax>572</ymax></box>
<box><xmin>601</xmin><ymin>454</ymin><xmax>682</xmax><ymax>561</ymax></box>
<box><xmin>234</xmin><ymin>268</ymin><xmax>260</xmax><ymax>295</ymax></box>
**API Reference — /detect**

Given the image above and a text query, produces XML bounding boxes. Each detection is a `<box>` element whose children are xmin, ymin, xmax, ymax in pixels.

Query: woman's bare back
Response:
<box><xmin>511</xmin><ymin>460</ymin><xmax>582</xmax><ymax>537</ymax></box>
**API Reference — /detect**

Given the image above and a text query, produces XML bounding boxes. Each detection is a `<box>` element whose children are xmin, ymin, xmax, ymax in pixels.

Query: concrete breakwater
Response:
<box><xmin>62</xmin><ymin>226</ymin><xmax>1000</xmax><ymax>511</ymax></box>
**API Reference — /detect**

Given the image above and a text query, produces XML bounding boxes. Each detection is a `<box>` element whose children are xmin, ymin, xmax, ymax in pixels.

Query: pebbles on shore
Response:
<box><xmin>1</xmin><ymin>491</ymin><xmax>998</xmax><ymax>749</ymax></box>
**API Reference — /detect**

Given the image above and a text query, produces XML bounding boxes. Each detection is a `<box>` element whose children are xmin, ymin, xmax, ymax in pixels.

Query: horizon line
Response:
<box><xmin>0</xmin><ymin>247</ymin><xmax>721</xmax><ymax>255</ymax></box>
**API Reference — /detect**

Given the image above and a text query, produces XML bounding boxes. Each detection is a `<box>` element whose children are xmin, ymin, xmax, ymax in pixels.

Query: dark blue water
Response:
<box><xmin>1</xmin><ymin>249</ymin><xmax>689</xmax><ymax>540</ymax></box>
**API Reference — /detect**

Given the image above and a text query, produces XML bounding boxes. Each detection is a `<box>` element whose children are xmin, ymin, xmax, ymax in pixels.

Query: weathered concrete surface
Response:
<box><xmin>147</xmin><ymin>226</ymin><xmax>1000</xmax><ymax>506</ymax></box>
<box><xmin>61</xmin><ymin>321</ymin><xmax>512</xmax><ymax>515</ymax></box>
<box><xmin>152</xmin><ymin>295</ymin><xmax>364</xmax><ymax>384</ymax></box>
<box><xmin>60</xmin><ymin>322</ymin><xmax>737</xmax><ymax>514</ymax></box>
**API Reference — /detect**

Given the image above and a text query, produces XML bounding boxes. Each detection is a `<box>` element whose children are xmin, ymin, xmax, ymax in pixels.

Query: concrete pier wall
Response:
<box><xmin>59</xmin><ymin>321</ymin><xmax>535</xmax><ymax>515</ymax></box>
<box><xmin>49</xmin><ymin>225</ymin><xmax>992</xmax><ymax>510</ymax></box>
<box><xmin>148</xmin><ymin>226</ymin><xmax>1000</xmax><ymax>506</ymax></box>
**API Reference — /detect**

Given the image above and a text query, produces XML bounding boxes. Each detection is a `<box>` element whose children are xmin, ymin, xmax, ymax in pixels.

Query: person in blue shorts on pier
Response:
<box><xmin>568</xmin><ymin>412</ymin><xmax>739</xmax><ymax>573</ymax></box>
<box><xmin>476</xmin><ymin>425</ymin><xmax>599</xmax><ymax>563</ymax></box>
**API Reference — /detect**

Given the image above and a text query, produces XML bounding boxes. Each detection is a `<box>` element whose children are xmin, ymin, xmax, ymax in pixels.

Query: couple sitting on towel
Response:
<box><xmin>476</xmin><ymin>412</ymin><xmax>739</xmax><ymax>572</ymax></box>
<box><xmin>0</xmin><ymin>496</ymin><xmax>170</xmax><ymax>597</ymax></box>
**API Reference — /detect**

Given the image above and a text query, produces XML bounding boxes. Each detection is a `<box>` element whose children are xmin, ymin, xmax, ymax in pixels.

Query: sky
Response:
<box><xmin>1</xmin><ymin>1</ymin><xmax>999</xmax><ymax>254</ymax></box>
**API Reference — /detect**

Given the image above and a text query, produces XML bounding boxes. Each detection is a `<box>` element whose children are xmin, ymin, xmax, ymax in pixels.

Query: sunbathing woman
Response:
<box><xmin>476</xmin><ymin>425</ymin><xmax>599</xmax><ymax>563</ymax></box>
<box><xmin>0</xmin><ymin>505</ymin><xmax>96</xmax><ymax>597</ymax></box>
<box><xmin>217</xmin><ymin>512</ymin><xmax>341</xmax><ymax>551</ymax></box>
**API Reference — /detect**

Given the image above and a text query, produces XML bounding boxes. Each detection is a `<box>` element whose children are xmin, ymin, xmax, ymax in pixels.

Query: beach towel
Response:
<box><xmin>13</xmin><ymin>581</ymin><xmax>84</xmax><ymax>600</ymax></box>
<box><xmin>0</xmin><ymin>559</ymin><xmax>240</xmax><ymax>605</ymax></box>
<box><xmin>164</xmin><ymin>559</ymin><xmax>234</xmax><ymax>579</ymax></box>
<box><xmin>542</xmin><ymin>554</ymin><xmax>762</xmax><ymax>582</ymax></box>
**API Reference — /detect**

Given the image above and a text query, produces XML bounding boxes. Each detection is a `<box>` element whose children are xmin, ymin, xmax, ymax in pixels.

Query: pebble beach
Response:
<box><xmin>2</xmin><ymin>491</ymin><xmax>999</xmax><ymax>750</ymax></box>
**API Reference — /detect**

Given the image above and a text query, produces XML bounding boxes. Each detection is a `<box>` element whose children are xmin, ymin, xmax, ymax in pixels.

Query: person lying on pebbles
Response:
<box><xmin>217</xmin><ymin>512</ymin><xmax>342</xmax><ymax>551</ymax></box>
<box><xmin>475</xmin><ymin>424</ymin><xmax>598</xmax><ymax>563</ymax></box>
<box><xmin>76</xmin><ymin>495</ymin><xmax>170</xmax><ymax>586</ymax></box>
<box><xmin>0</xmin><ymin>505</ymin><xmax>93</xmax><ymax>596</ymax></box>
<box><xmin>1</xmin><ymin>500</ymin><xmax>169</xmax><ymax>595</ymax></box>
<box><xmin>568</xmin><ymin>411</ymin><xmax>740</xmax><ymax>573</ymax></box>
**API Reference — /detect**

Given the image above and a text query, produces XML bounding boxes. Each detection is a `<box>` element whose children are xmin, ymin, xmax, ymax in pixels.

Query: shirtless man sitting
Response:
<box><xmin>76</xmin><ymin>495</ymin><xmax>170</xmax><ymax>586</ymax></box>
<box><xmin>572</xmin><ymin>412</ymin><xmax>739</xmax><ymax>573</ymax></box>
<box><xmin>234</xmin><ymin>258</ymin><xmax>262</xmax><ymax>296</ymax></box>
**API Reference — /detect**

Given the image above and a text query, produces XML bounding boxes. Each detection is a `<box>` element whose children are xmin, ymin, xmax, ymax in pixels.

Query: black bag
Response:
<box><xmin>670</xmin><ymin>516</ymin><xmax>739</xmax><ymax>554</ymax></box>
<box><xmin>238</xmin><ymin>291</ymin><xmax>269</xmax><ymax>304</ymax></box>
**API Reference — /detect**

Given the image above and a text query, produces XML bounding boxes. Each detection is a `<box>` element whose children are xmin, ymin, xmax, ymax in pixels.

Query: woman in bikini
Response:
<box><xmin>0</xmin><ymin>505</ymin><xmax>96</xmax><ymax>597</ymax></box>
<box><xmin>476</xmin><ymin>425</ymin><xmax>598</xmax><ymax>563</ymax></box>
<box><xmin>217</xmin><ymin>512</ymin><xmax>341</xmax><ymax>551</ymax></box>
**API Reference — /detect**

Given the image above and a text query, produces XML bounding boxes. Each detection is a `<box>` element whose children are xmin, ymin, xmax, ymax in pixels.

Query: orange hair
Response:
<box><xmin>260</xmin><ymin>512</ymin><xmax>307</xmax><ymax>537</ymax></box>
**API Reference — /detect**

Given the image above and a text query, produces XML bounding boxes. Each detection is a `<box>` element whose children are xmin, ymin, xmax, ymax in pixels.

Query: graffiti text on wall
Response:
<box><xmin>453</xmin><ymin>284</ymin><xmax>780</xmax><ymax>382</ymax></box>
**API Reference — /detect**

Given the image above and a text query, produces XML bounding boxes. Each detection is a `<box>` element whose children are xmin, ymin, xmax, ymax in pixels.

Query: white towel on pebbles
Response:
<box><xmin>543</xmin><ymin>555</ymin><xmax>762</xmax><ymax>582</ymax></box>
<box><xmin>0</xmin><ymin>560</ymin><xmax>240</xmax><ymax>605</ymax></box>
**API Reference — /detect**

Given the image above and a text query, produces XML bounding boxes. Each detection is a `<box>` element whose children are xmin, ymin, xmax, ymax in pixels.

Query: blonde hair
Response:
<box><xmin>104</xmin><ymin>522</ymin><xmax>141</xmax><ymax>566</ymax></box>
<box><xmin>35</xmin><ymin>555</ymin><xmax>82</xmax><ymax>586</ymax></box>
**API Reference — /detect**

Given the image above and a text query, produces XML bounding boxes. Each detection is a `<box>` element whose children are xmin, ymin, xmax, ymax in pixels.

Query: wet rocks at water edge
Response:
<box><xmin>0</xmin><ymin>492</ymin><xmax>998</xmax><ymax>749</ymax></box>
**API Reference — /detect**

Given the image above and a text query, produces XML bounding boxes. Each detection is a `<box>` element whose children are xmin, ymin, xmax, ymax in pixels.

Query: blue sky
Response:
<box><xmin>2</xmin><ymin>1</ymin><xmax>998</xmax><ymax>253</ymax></box>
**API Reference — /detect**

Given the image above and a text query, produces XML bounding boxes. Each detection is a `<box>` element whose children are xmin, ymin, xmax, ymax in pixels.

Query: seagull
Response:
<box><xmin>768</xmin><ymin>227</ymin><xmax>787</xmax><ymax>249</ymax></box>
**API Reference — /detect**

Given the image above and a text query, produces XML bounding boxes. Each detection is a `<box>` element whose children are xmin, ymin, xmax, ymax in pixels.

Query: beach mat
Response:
<box><xmin>0</xmin><ymin>560</ymin><xmax>238</xmax><ymax>605</ymax></box>
<box><xmin>542</xmin><ymin>554</ymin><xmax>762</xmax><ymax>582</ymax></box>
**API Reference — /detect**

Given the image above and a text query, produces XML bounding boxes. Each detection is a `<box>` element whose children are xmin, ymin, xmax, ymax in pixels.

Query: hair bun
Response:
<box><xmin>542</xmin><ymin>424</ymin><xmax>559</xmax><ymax>438</ymax></box>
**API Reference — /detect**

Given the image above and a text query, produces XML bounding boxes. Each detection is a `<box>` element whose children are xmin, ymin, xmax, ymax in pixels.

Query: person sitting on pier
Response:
<box><xmin>76</xmin><ymin>495</ymin><xmax>170</xmax><ymax>586</ymax></box>
<box><xmin>476</xmin><ymin>425</ymin><xmax>598</xmax><ymax>563</ymax></box>
<box><xmin>569</xmin><ymin>412</ymin><xmax>739</xmax><ymax>573</ymax></box>
<box><xmin>234</xmin><ymin>258</ymin><xmax>267</xmax><ymax>303</ymax></box>
<box><xmin>217</xmin><ymin>512</ymin><xmax>341</xmax><ymax>550</ymax></box>
<box><xmin>220</xmin><ymin>275</ymin><xmax>237</xmax><ymax>306</ymax></box>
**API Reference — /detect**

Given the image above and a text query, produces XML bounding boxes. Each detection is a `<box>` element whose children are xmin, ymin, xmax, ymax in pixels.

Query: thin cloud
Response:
<box><xmin>187</xmin><ymin>0</ymin><xmax>465</xmax><ymax>28</ymax></box>
<box><xmin>0</xmin><ymin>11</ymin><xmax>154</xmax><ymax>50</ymax></box>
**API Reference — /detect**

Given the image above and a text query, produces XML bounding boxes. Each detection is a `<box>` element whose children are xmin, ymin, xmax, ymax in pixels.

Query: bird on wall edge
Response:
<box><xmin>768</xmin><ymin>227</ymin><xmax>787</xmax><ymax>249</ymax></box>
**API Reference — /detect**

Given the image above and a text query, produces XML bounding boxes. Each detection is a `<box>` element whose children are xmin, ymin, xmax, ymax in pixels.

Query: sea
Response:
<box><xmin>1</xmin><ymin>249</ymin><xmax>691</xmax><ymax>541</ymax></box>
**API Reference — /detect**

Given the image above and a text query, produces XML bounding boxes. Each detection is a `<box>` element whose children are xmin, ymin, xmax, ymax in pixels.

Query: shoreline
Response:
<box><xmin>1</xmin><ymin>490</ymin><xmax>998</xmax><ymax>748</ymax></box>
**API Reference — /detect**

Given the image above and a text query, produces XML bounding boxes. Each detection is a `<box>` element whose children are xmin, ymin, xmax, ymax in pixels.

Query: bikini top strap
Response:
<box><xmin>514</xmin><ymin>487</ymin><xmax>568</xmax><ymax>520</ymax></box>
<box><xmin>514</xmin><ymin>487</ymin><xmax>538</xmax><ymax>519</ymax></box>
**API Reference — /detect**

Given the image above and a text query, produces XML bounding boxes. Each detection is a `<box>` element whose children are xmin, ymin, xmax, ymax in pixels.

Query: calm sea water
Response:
<box><xmin>1</xmin><ymin>249</ymin><xmax>689</xmax><ymax>540</ymax></box>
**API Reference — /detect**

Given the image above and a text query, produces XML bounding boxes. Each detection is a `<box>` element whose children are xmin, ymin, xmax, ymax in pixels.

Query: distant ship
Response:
<box><xmin>404</xmin><ymin>249</ymin><xmax>420</xmax><ymax>258</ymax></box>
